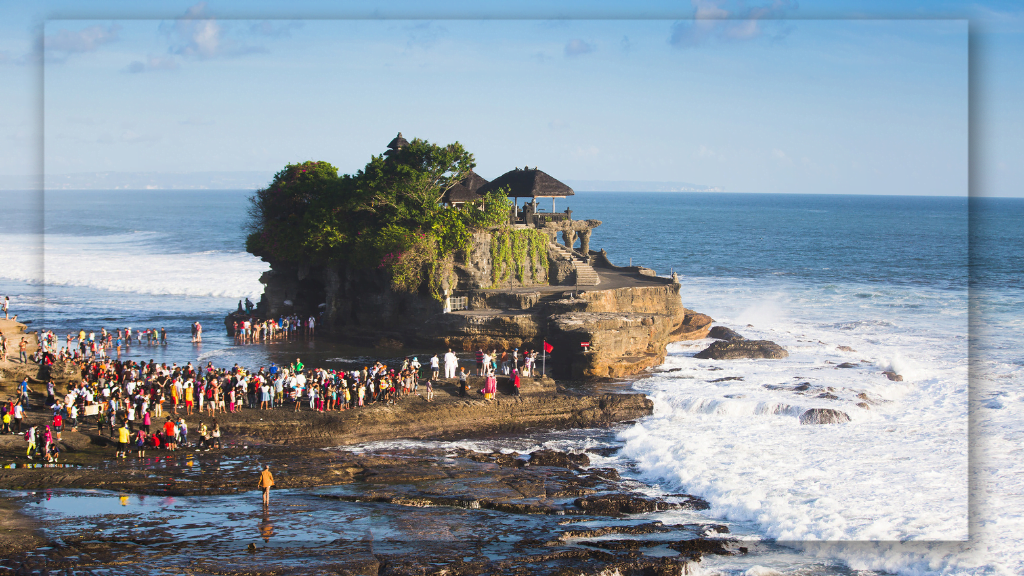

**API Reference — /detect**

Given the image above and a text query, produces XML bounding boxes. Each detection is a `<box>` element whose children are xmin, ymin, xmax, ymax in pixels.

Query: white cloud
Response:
<box><xmin>565</xmin><ymin>39</ymin><xmax>595</xmax><ymax>57</ymax></box>
<box><xmin>161</xmin><ymin>2</ymin><xmax>265</xmax><ymax>60</ymax></box>
<box><xmin>124</xmin><ymin>55</ymin><xmax>179</xmax><ymax>74</ymax></box>
<box><xmin>669</xmin><ymin>0</ymin><xmax>796</xmax><ymax>48</ymax></box>
<box><xmin>44</xmin><ymin>24</ymin><xmax>121</xmax><ymax>62</ymax></box>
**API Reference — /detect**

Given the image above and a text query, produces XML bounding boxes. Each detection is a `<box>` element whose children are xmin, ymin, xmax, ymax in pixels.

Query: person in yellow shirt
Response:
<box><xmin>117</xmin><ymin>423</ymin><xmax>130</xmax><ymax>459</ymax></box>
<box><xmin>258</xmin><ymin>464</ymin><xmax>275</xmax><ymax>506</ymax></box>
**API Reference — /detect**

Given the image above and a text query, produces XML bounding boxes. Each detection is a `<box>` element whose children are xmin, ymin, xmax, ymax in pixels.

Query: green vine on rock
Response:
<box><xmin>490</xmin><ymin>228</ymin><xmax>549</xmax><ymax>288</ymax></box>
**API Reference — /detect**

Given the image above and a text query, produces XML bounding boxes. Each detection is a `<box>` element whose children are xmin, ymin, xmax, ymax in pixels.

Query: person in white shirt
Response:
<box><xmin>429</xmin><ymin>354</ymin><xmax>440</xmax><ymax>380</ymax></box>
<box><xmin>443</xmin><ymin>349</ymin><xmax>458</xmax><ymax>379</ymax></box>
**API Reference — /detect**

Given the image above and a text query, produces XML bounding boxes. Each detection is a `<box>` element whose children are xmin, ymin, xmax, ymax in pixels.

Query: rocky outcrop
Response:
<box><xmin>799</xmin><ymin>408</ymin><xmax>851</xmax><ymax>425</ymax></box>
<box><xmin>249</xmin><ymin>231</ymin><xmax>711</xmax><ymax>378</ymax></box>
<box><xmin>529</xmin><ymin>449</ymin><xmax>591</xmax><ymax>468</ymax></box>
<box><xmin>573</xmin><ymin>493</ymin><xmax>709</xmax><ymax>516</ymax></box>
<box><xmin>708</xmin><ymin>326</ymin><xmax>745</xmax><ymax>341</ymax></box>
<box><xmin>694</xmin><ymin>340</ymin><xmax>788</xmax><ymax>360</ymax></box>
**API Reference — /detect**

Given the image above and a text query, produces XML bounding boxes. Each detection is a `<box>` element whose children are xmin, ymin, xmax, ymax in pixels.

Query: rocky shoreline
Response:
<box><xmin>0</xmin><ymin>315</ymin><xmax>795</xmax><ymax>575</ymax></box>
<box><xmin>0</xmin><ymin>443</ymin><xmax>747</xmax><ymax>576</ymax></box>
<box><xmin>0</xmin><ymin>380</ymin><xmax>746</xmax><ymax>576</ymax></box>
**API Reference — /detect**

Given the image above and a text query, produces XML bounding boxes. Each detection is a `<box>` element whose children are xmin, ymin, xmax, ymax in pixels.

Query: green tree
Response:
<box><xmin>246</xmin><ymin>137</ymin><xmax>510</xmax><ymax>299</ymax></box>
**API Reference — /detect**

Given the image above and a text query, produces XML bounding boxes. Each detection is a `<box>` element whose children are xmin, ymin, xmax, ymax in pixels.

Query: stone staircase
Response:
<box><xmin>573</xmin><ymin>262</ymin><xmax>601</xmax><ymax>286</ymax></box>
<box><xmin>549</xmin><ymin>242</ymin><xmax>601</xmax><ymax>286</ymax></box>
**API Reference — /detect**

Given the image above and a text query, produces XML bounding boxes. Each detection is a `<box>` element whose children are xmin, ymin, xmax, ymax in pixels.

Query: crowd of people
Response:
<box><xmin>6</xmin><ymin>335</ymin><xmax>545</xmax><ymax>461</ymax></box>
<box><xmin>231</xmin><ymin>314</ymin><xmax>317</xmax><ymax>343</ymax></box>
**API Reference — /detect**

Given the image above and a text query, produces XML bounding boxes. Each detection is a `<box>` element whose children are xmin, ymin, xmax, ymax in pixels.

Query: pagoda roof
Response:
<box><xmin>384</xmin><ymin>132</ymin><xmax>410</xmax><ymax>157</ymax></box>
<box><xmin>443</xmin><ymin>170</ymin><xmax>490</xmax><ymax>204</ymax></box>
<box><xmin>477</xmin><ymin>167</ymin><xmax>575</xmax><ymax>198</ymax></box>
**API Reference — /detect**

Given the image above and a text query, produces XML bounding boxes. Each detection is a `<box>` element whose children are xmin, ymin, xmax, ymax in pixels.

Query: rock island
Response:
<box><xmin>239</xmin><ymin>133</ymin><xmax>713</xmax><ymax>378</ymax></box>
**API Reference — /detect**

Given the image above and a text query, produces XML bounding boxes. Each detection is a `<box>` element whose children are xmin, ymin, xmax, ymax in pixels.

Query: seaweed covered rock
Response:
<box><xmin>694</xmin><ymin>340</ymin><xmax>788</xmax><ymax>360</ymax></box>
<box><xmin>529</xmin><ymin>449</ymin><xmax>591</xmax><ymax>469</ymax></box>
<box><xmin>573</xmin><ymin>493</ymin><xmax>709</xmax><ymax>516</ymax></box>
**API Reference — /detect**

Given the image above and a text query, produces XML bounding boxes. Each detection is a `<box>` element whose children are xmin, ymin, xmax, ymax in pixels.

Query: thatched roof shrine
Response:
<box><xmin>477</xmin><ymin>167</ymin><xmax>575</xmax><ymax>199</ymax></box>
<box><xmin>384</xmin><ymin>132</ymin><xmax>410</xmax><ymax>158</ymax></box>
<box><xmin>443</xmin><ymin>170</ymin><xmax>490</xmax><ymax>205</ymax></box>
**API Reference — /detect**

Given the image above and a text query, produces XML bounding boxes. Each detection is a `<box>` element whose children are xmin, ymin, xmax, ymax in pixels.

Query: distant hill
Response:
<box><xmin>0</xmin><ymin>171</ymin><xmax>275</xmax><ymax>190</ymax></box>
<box><xmin>0</xmin><ymin>173</ymin><xmax>722</xmax><ymax>193</ymax></box>
<box><xmin>564</xmin><ymin>180</ymin><xmax>724</xmax><ymax>192</ymax></box>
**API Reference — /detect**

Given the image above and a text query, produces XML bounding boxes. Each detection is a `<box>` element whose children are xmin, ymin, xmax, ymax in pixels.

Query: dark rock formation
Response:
<box><xmin>572</xmin><ymin>493</ymin><xmax>709</xmax><ymax>516</ymax></box>
<box><xmin>799</xmin><ymin>408</ymin><xmax>851</xmax><ymax>425</ymax></box>
<box><xmin>693</xmin><ymin>340</ymin><xmax>788</xmax><ymax>360</ymax></box>
<box><xmin>708</xmin><ymin>326</ymin><xmax>745</xmax><ymax>341</ymax></box>
<box><xmin>882</xmin><ymin>371</ymin><xmax>904</xmax><ymax>381</ymax></box>
<box><xmin>836</xmin><ymin>362</ymin><xmax>858</xmax><ymax>368</ymax></box>
<box><xmin>247</xmin><ymin>224</ymin><xmax>714</xmax><ymax>379</ymax></box>
<box><xmin>529</xmin><ymin>449</ymin><xmax>590</xmax><ymax>469</ymax></box>
<box><xmin>837</xmin><ymin>345</ymin><xmax>856</xmax><ymax>352</ymax></box>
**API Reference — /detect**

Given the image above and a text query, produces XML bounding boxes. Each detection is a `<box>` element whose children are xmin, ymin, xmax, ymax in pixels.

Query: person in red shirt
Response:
<box><xmin>52</xmin><ymin>412</ymin><xmax>63</xmax><ymax>441</ymax></box>
<box><xmin>163</xmin><ymin>418</ymin><xmax>176</xmax><ymax>451</ymax></box>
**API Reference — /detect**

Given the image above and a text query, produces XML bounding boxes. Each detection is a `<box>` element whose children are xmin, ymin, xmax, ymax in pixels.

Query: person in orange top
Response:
<box><xmin>258</xmin><ymin>464</ymin><xmax>274</xmax><ymax>506</ymax></box>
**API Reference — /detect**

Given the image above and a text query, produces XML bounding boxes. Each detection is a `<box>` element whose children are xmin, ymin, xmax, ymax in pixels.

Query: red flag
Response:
<box><xmin>543</xmin><ymin>341</ymin><xmax>553</xmax><ymax>353</ymax></box>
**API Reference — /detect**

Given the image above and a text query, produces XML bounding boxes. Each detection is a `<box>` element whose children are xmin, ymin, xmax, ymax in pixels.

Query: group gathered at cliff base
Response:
<box><xmin>4</xmin><ymin>321</ymin><xmax>548</xmax><ymax>466</ymax></box>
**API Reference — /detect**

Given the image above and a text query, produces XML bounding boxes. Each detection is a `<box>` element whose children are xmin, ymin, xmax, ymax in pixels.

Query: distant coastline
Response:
<box><xmin>0</xmin><ymin>173</ymin><xmax>722</xmax><ymax>193</ymax></box>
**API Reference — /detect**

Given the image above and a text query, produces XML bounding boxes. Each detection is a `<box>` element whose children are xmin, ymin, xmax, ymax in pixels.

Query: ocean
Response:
<box><xmin>1</xmin><ymin>189</ymin><xmax>1019</xmax><ymax>576</ymax></box>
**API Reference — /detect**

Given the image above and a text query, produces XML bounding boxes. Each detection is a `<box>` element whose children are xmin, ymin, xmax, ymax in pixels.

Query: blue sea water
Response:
<box><xmin>0</xmin><ymin>189</ymin><xmax>1019</xmax><ymax>575</ymax></box>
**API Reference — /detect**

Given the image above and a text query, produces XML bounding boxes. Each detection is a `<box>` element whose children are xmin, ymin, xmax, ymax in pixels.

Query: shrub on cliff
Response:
<box><xmin>246</xmin><ymin>138</ymin><xmax>513</xmax><ymax>299</ymax></box>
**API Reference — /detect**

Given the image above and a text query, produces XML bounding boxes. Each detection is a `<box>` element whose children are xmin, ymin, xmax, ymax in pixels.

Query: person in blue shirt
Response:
<box><xmin>18</xmin><ymin>379</ymin><xmax>31</xmax><ymax>409</ymax></box>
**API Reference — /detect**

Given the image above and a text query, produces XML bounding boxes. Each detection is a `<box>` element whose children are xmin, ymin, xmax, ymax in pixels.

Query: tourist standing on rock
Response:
<box><xmin>512</xmin><ymin>369</ymin><xmax>521</xmax><ymax>396</ymax></box>
<box><xmin>430</xmin><ymin>354</ymin><xmax>440</xmax><ymax>380</ymax></box>
<box><xmin>444</xmin><ymin>349</ymin><xmax>458</xmax><ymax>379</ymax></box>
<box><xmin>258</xmin><ymin>464</ymin><xmax>274</xmax><ymax>506</ymax></box>
<box><xmin>19</xmin><ymin>337</ymin><xmax>28</xmax><ymax>364</ymax></box>
<box><xmin>24</xmin><ymin>425</ymin><xmax>36</xmax><ymax>459</ymax></box>
<box><xmin>458</xmin><ymin>368</ymin><xmax>468</xmax><ymax>397</ymax></box>
<box><xmin>18</xmin><ymin>378</ymin><xmax>31</xmax><ymax>409</ymax></box>
<box><xmin>136</xmin><ymin>428</ymin><xmax>147</xmax><ymax>458</ymax></box>
<box><xmin>425</xmin><ymin>379</ymin><xmax>434</xmax><ymax>402</ymax></box>
<box><xmin>500</xmin><ymin>350</ymin><xmax>510</xmax><ymax>375</ymax></box>
<box><xmin>211</xmin><ymin>420</ymin><xmax>221</xmax><ymax>449</ymax></box>
<box><xmin>483</xmin><ymin>372</ymin><xmax>497</xmax><ymax>401</ymax></box>
<box><xmin>2</xmin><ymin>296</ymin><xmax>8</xmax><ymax>319</ymax></box>
<box><xmin>116</xmin><ymin>422</ymin><xmax>130</xmax><ymax>459</ymax></box>
<box><xmin>12</xmin><ymin>401</ymin><xmax>23</xmax><ymax>433</ymax></box>
<box><xmin>475</xmin><ymin>348</ymin><xmax>484</xmax><ymax>376</ymax></box>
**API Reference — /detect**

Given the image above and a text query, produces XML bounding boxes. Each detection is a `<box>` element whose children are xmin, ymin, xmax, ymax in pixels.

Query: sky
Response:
<box><xmin>1</xmin><ymin>1</ymin><xmax>1021</xmax><ymax>196</ymax></box>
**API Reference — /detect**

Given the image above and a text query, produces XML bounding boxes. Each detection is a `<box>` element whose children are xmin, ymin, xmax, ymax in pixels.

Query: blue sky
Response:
<box><xmin>2</xmin><ymin>1</ymin><xmax>1021</xmax><ymax>196</ymax></box>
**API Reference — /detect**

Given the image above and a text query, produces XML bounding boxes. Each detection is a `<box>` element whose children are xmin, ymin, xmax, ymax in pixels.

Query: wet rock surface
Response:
<box><xmin>694</xmin><ymin>340</ymin><xmax>789</xmax><ymax>360</ymax></box>
<box><xmin>707</xmin><ymin>326</ymin><xmax>745</xmax><ymax>341</ymax></box>
<box><xmin>0</xmin><ymin>447</ymin><xmax>740</xmax><ymax>576</ymax></box>
<box><xmin>799</xmin><ymin>408</ymin><xmax>852</xmax><ymax>425</ymax></box>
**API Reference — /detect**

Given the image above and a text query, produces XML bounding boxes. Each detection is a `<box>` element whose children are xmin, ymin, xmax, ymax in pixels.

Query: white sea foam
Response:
<box><xmin>613</xmin><ymin>277</ymin><xmax>970</xmax><ymax>562</ymax></box>
<box><xmin>0</xmin><ymin>232</ymin><xmax>268</xmax><ymax>299</ymax></box>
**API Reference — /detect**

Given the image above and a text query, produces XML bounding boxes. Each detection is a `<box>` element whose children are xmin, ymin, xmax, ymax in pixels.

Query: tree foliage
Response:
<box><xmin>245</xmin><ymin>138</ymin><xmax>515</xmax><ymax>299</ymax></box>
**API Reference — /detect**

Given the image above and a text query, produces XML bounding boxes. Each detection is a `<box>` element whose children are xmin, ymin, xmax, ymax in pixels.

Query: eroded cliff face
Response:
<box><xmin>253</xmin><ymin>240</ymin><xmax>712</xmax><ymax>379</ymax></box>
<box><xmin>425</xmin><ymin>285</ymin><xmax>712</xmax><ymax>379</ymax></box>
<box><xmin>257</xmin><ymin>262</ymin><xmax>442</xmax><ymax>338</ymax></box>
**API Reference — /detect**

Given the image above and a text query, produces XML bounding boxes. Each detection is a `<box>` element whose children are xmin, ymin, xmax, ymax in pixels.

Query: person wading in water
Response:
<box><xmin>258</xmin><ymin>464</ymin><xmax>275</xmax><ymax>506</ymax></box>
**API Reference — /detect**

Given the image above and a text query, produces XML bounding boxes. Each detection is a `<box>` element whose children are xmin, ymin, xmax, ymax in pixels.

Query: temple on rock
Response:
<box><xmin>245</xmin><ymin>133</ymin><xmax>712</xmax><ymax>378</ymax></box>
